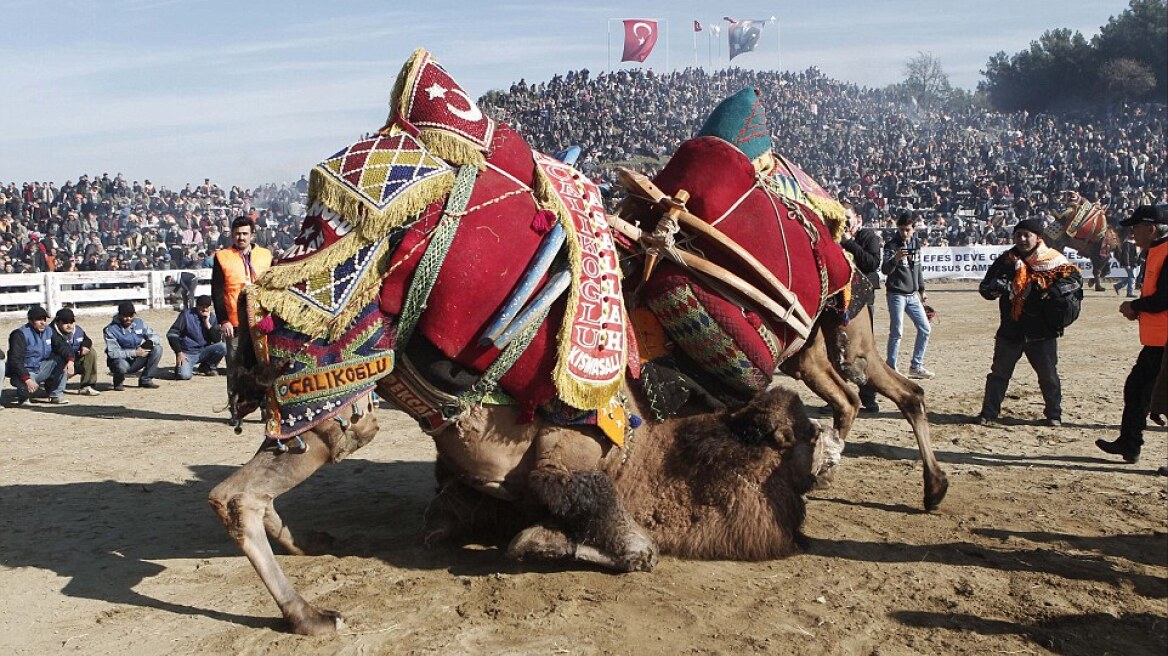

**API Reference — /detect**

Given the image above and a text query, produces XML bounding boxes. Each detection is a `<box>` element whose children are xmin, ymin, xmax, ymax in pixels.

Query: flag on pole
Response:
<box><xmin>722</xmin><ymin>16</ymin><xmax>736</xmax><ymax>23</ymax></box>
<box><xmin>693</xmin><ymin>20</ymin><xmax>702</xmax><ymax>32</ymax></box>
<box><xmin>711</xmin><ymin>24</ymin><xmax>721</xmax><ymax>36</ymax></box>
<box><xmin>729</xmin><ymin>20</ymin><xmax>763</xmax><ymax>60</ymax></box>
<box><xmin>621</xmin><ymin>19</ymin><xmax>659</xmax><ymax>63</ymax></box>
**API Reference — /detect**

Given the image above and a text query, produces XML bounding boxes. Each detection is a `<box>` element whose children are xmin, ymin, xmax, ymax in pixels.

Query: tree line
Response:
<box><xmin>895</xmin><ymin>0</ymin><xmax>1167</xmax><ymax>113</ymax></box>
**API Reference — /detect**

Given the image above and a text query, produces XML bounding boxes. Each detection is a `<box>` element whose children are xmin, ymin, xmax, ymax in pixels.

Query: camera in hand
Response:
<box><xmin>140</xmin><ymin>338</ymin><xmax>154</xmax><ymax>351</ymax></box>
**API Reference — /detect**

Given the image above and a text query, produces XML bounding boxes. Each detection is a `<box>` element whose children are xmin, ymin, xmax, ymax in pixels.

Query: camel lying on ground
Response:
<box><xmin>211</xmin><ymin>362</ymin><xmax>822</xmax><ymax>635</ymax></box>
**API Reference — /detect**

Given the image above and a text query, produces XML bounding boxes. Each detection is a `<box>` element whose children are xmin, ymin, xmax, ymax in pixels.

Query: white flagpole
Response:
<box><xmin>693</xmin><ymin>24</ymin><xmax>698</xmax><ymax>68</ymax></box>
<box><xmin>664</xmin><ymin>19</ymin><xmax>669</xmax><ymax>73</ymax></box>
<box><xmin>772</xmin><ymin>17</ymin><xmax>781</xmax><ymax>72</ymax></box>
<box><xmin>607</xmin><ymin>19</ymin><xmax>612</xmax><ymax>72</ymax></box>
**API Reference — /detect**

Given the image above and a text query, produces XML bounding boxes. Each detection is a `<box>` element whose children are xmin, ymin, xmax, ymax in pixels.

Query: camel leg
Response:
<box><xmin>863</xmin><ymin>358</ymin><xmax>949</xmax><ymax>510</ymax></box>
<box><xmin>834</xmin><ymin>306</ymin><xmax>948</xmax><ymax>510</ymax></box>
<box><xmin>208</xmin><ymin>427</ymin><xmax>345</xmax><ymax>635</ymax></box>
<box><xmin>781</xmin><ymin>331</ymin><xmax>858</xmax><ymax>486</ymax></box>
<box><xmin>260</xmin><ymin>404</ymin><xmax>380</xmax><ymax>555</ymax></box>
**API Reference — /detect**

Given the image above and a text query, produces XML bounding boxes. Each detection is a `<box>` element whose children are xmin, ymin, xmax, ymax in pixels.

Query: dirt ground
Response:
<box><xmin>1</xmin><ymin>284</ymin><xmax>1165</xmax><ymax>656</ymax></box>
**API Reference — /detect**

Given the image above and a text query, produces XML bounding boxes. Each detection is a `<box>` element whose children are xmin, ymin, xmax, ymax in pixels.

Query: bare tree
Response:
<box><xmin>903</xmin><ymin>51</ymin><xmax>953</xmax><ymax>108</ymax></box>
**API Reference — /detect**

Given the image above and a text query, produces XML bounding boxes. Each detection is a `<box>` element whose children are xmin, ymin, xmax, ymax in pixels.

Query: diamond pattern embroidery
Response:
<box><xmin>319</xmin><ymin>133</ymin><xmax>451</xmax><ymax>210</ymax></box>
<box><xmin>289</xmin><ymin>239</ymin><xmax>385</xmax><ymax>316</ymax></box>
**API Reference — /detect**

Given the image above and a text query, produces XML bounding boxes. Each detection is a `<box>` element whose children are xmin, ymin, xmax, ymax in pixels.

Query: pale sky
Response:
<box><xmin>1</xmin><ymin>0</ymin><xmax>1129</xmax><ymax>189</ymax></box>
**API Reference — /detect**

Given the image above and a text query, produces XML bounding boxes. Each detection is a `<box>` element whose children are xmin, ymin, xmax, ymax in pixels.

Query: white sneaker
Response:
<box><xmin>79</xmin><ymin>386</ymin><xmax>102</xmax><ymax>396</ymax></box>
<box><xmin>908</xmin><ymin>366</ymin><xmax>936</xmax><ymax>380</ymax></box>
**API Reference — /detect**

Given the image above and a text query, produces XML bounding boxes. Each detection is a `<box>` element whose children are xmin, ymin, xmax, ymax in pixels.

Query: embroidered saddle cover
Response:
<box><xmin>638</xmin><ymin>136</ymin><xmax>853</xmax><ymax>395</ymax></box>
<box><xmin>248</xmin><ymin>49</ymin><xmax>628</xmax><ymax>439</ymax></box>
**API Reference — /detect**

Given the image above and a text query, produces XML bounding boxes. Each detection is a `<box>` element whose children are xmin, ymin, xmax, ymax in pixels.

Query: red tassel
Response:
<box><xmin>744</xmin><ymin>311</ymin><xmax>762</xmax><ymax>329</ymax></box>
<box><xmin>255</xmin><ymin>315</ymin><xmax>275</xmax><ymax>334</ymax></box>
<box><xmin>518</xmin><ymin>404</ymin><xmax>536</xmax><ymax>424</ymax></box>
<box><xmin>531</xmin><ymin>210</ymin><xmax>556</xmax><ymax>235</ymax></box>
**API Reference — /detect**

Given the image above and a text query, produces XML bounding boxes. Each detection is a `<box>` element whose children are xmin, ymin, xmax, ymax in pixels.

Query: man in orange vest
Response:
<box><xmin>212</xmin><ymin>216</ymin><xmax>273</xmax><ymax>418</ymax></box>
<box><xmin>1096</xmin><ymin>205</ymin><xmax>1168</xmax><ymax>464</ymax></box>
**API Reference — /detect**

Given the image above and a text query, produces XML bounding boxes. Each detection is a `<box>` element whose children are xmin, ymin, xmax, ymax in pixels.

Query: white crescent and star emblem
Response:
<box><xmin>632</xmin><ymin>21</ymin><xmax>654</xmax><ymax>44</ymax></box>
<box><xmin>424</xmin><ymin>82</ymin><xmax>483</xmax><ymax>123</ymax></box>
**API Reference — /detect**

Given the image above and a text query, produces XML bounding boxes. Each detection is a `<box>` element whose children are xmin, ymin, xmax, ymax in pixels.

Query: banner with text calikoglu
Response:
<box><xmin>917</xmin><ymin>246</ymin><xmax>1113</xmax><ymax>281</ymax></box>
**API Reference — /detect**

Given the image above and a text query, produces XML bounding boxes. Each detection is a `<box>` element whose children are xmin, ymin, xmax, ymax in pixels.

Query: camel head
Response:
<box><xmin>230</xmin><ymin>357</ymin><xmax>289</xmax><ymax>420</ymax></box>
<box><xmin>724</xmin><ymin>386</ymin><xmax>821</xmax><ymax>452</ymax></box>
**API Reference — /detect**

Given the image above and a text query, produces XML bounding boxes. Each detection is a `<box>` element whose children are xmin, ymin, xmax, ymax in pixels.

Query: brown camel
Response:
<box><xmin>210</xmin><ymin>356</ymin><xmax>821</xmax><ymax>635</ymax></box>
<box><xmin>612</xmin><ymin>152</ymin><xmax>948</xmax><ymax>513</ymax></box>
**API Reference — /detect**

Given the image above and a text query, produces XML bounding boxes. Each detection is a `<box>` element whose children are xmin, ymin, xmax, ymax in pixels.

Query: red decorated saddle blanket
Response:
<box><xmin>638</xmin><ymin>136</ymin><xmax>853</xmax><ymax>394</ymax></box>
<box><xmin>248</xmin><ymin>48</ymin><xmax>628</xmax><ymax>439</ymax></box>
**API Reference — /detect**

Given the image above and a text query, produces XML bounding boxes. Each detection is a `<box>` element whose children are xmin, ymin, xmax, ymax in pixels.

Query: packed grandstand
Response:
<box><xmin>2</xmin><ymin>66</ymin><xmax>1164</xmax><ymax>274</ymax></box>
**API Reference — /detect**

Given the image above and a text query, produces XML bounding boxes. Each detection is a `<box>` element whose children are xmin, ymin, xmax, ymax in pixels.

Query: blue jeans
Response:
<box><xmin>9</xmin><ymin>358</ymin><xmax>68</xmax><ymax>401</ymax></box>
<box><xmin>886</xmin><ymin>292</ymin><xmax>931</xmax><ymax>370</ymax></box>
<box><xmin>175</xmin><ymin>342</ymin><xmax>227</xmax><ymax>380</ymax></box>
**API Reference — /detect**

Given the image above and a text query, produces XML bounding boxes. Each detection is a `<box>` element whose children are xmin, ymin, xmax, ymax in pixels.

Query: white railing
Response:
<box><xmin>0</xmin><ymin>269</ymin><xmax>212</xmax><ymax>319</ymax></box>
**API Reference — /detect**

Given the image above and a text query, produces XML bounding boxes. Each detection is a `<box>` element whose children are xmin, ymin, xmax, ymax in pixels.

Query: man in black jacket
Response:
<box><xmin>840</xmin><ymin>202</ymin><xmax>883</xmax><ymax>412</ymax></box>
<box><xmin>973</xmin><ymin>218</ymin><xmax>1082</xmax><ymax>427</ymax></box>
<box><xmin>881</xmin><ymin>212</ymin><xmax>933</xmax><ymax>379</ymax></box>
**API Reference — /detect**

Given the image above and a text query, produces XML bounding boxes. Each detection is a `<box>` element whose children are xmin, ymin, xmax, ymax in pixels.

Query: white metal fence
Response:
<box><xmin>0</xmin><ymin>269</ymin><xmax>212</xmax><ymax>319</ymax></box>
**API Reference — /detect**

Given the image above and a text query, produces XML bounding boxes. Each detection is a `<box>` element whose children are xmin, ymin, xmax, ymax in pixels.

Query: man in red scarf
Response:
<box><xmin>973</xmin><ymin>218</ymin><xmax>1083</xmax><ymax>427</ymax></box>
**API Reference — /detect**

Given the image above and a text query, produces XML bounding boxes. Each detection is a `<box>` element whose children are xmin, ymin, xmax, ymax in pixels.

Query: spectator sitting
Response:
<box><xmin>51</xmin><ymin>308</ymin><xmax>101</xmax><ymax>396</ymax></box>
<box><xmin>166</xmin><ymin>295</ymin><xmax>226</xmax><ymax>380</ymax></box>
<box><xmin>6</xmin><ymin>305</ymin><xmax>70</xmax><ymax>406</ymax></box>
<box><xmin>103</xmin><ymin>301</ymin><xmax>163</xmax><ymax>390</ymax></box>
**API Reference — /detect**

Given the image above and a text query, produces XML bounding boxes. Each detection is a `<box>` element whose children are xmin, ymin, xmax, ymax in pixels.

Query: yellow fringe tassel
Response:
<box><xmin>251</xmin><ymin>239</ymin><xmax>393</xmax><ymax>341</ymax></box>
<box><xmin>417</xmin><ymin>129</ymin><xmax>487</xmax><ymax>170</ymax></box>
<box><xmin>305</xmin><ymin>165</ymin><xmax>453</xmax><ymax>241</ymax></box>
<box><xmin>388</xmin><ymin>48</ymin><xmax>428</xmax><ymax>126</ymax></box>
<box><xmin>804</xmin><ymin>194</ymin><xmax>847</xmax><ymax>242</ymax></box>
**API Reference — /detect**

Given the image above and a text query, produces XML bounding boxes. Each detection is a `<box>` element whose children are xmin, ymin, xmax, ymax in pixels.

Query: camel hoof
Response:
<box><xmin>288</xmin><ymin>606</ymin><xmax>345</xmax><ymax>636</ymax></box>
<box><xmin>924</xmin><ymin>472</ymin><xmax>950</xmax><ymax>511</ymax></box>
<box><xmin>615</xmin><ymin>529</ymin><xmax>658</xmax><ymax>572</ymax></box>
<box><xmin>507</xmin><ymin>525</ymin><xmax>575</xmax><ymax>562</ymax></box>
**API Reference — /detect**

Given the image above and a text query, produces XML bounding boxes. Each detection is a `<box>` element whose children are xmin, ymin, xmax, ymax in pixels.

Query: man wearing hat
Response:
<box><xmin>6</xmin><ymin>305</ymin><xmax>71</xmax><ymax>405</ymax></box>
<box><xmin>1096</xmin><ymin>204</ymin><xmax>1168</xmax><ymax>463</ymax></box>
<box><xmin>166</xmin><ymin>295</ymin><xmax>226</xmax><ymax>380</ymax></box>
<box><xmin>103</xmin><ymin>301</ymin><xmax>163</xmax><ymax>390</ymax></box>
<box><xmin>973</xmin><ymin>218</ymin><xmax>1082</xmax><ymax>427</ymax></box>
<box><xmin>51</xmin><ymin>308</ymin><xmax>101</xmax><ymax>396</ymax></box>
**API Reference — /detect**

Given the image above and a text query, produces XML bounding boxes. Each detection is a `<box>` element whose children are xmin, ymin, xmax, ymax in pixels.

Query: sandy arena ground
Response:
<box><xmin>1</xmin><ymin>283</ymin><xmax>1165</xmax><ymax>655</ymax></box>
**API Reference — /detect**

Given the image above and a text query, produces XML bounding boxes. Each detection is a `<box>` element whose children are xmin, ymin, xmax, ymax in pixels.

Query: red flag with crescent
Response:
<box><xmin>621</xmin><ymin>19</ymin><xmax>658</xmax><ymax>63</ymax></box>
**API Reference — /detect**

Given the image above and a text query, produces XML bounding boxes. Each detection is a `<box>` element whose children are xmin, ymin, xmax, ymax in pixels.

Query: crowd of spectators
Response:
<box><xmin>0</xmin><ymin>174</ymin><xmax>308</xmax><ymax>274</ymax></box>
<box><xmin>3</xmin><ymin>66</ymin><xmax>1165</xmax><ymax>273</ymax></box>
<box><xmin>483</xmin><ymin>66</ymin><xmax>1166</xmax><ymax>245</ymax></box>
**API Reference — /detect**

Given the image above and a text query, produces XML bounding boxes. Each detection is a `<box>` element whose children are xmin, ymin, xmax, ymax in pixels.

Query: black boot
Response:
<box><xmin>1095</xmin><ymin>438</ymin><xmax>1140</xmax><ymax>463</ymax></box>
